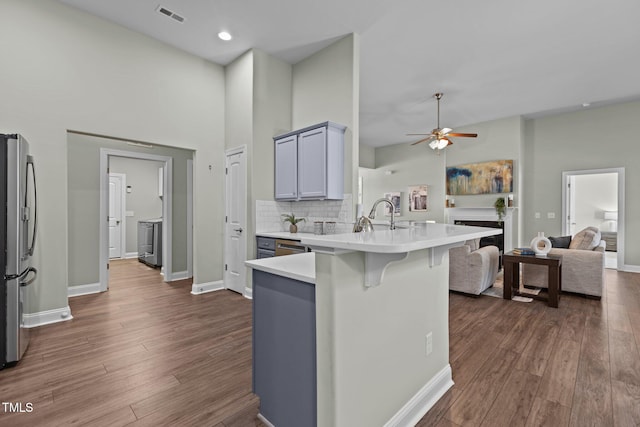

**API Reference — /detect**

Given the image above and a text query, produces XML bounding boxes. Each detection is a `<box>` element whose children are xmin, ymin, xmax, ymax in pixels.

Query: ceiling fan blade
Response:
<box><xmin>447</xmin><ymin>132</ymin><xmax>478</xmax><ymax>138</ymax></box>
<box><xmin>411</xmin><ymin>136</ymin><xmax>436</xmax><ymax>146</ymax></box>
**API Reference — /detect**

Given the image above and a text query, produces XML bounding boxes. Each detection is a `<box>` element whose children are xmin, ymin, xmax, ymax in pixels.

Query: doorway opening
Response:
<box><xmin>562</xmin><ymin>168</ymin><xmax>625</xmax><ymax>270</ymax></box>
<box><xmin>100</xmin><ymin>149</ymin><xmax>173</xmax><ymax>291</ymax></box>
<box><xmin>66</xmin><ymin>131</ymin><xmax>195</xmax><ymax>297</ymax></box>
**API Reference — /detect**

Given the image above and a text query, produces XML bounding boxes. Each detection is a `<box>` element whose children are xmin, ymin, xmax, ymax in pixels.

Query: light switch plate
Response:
<box><xmin>535</xmin><ymin>212</ymin><xmax>541</xmax><ymax>219</ymax></box>
<box><xmin>547</xmin><ymin>212</ymin><xmax>556</xmax><ymax>219</ymax></box>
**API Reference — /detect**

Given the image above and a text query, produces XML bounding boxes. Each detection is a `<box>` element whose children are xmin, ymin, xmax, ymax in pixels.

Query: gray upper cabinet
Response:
<box><xmin>274</xmin><ymin>134</ymin><xmax>298</xmax><ymax>200</ymax></box>
<box><xmin>274</xmin><ymin>122</ymin><xmax>345</xmax><ymax>201</ymax></box>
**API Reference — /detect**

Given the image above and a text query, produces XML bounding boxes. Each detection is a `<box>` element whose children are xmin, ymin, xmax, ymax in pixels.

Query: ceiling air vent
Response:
<box><xmin>156</xmin><ymin>6</ymin><xmax>185</xmax><ymax>23</ymax></box>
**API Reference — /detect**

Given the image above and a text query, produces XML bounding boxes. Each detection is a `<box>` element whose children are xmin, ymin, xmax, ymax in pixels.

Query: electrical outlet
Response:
<box><xmin>535</xmin><ymin>212</ymin><xmax>541</xmax><ymax>219</ymax></box>
<box><xmin>425</xmin><ymin>332</ymin><xmax>433</xmax><ymax>356</ymax></box>
<box><xmin>547</xmin><ymin>212</ymin><xmax>556</xmax><ymax>219</ymax></box>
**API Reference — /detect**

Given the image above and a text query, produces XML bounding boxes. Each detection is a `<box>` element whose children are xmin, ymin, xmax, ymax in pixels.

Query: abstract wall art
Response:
<box><xmin>446</xmin><ymin>160</ymin><xmax>513</xmax><ymax>195</ymax></box>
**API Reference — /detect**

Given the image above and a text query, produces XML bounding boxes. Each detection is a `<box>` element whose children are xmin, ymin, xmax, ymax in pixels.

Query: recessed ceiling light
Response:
<box><xmin>218</xmin><ymin>31</ymin><xmax>232</xmax><ymax>41</ymax></box>
<box><xmin>582</xmin><ymin>102</ymin><xmax>591</xmax><ymax>107</ymax></box>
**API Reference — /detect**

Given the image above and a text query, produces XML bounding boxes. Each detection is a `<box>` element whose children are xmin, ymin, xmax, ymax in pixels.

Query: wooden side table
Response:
<box><xmin>503</xmin><ymin>251</ymin><xmax>563</xmax><ymax>308</ymax></box>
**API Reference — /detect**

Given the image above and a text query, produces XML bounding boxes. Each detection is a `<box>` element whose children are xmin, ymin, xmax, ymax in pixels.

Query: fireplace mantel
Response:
<box><xmin>446</xmin><ymin>207</ymin><xmax>516</xmax><ymax>252</ymax></box>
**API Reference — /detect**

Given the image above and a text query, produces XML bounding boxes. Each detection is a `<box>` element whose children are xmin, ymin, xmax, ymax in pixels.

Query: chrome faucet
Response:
<box><xmin>368</xmin><ymin>198</ymin><xmax>396</xmax><ymax>230</ymax></box>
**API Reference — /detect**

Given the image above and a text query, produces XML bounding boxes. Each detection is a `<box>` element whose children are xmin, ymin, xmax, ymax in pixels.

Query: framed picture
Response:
<box><xmin>408</xmin><ymin>185</ymin><xmax>428</xmax><ymax>211</ymax></box>
<box><xmin>446</xmin><ymin>159</ymin><xmax>513</xmax><ymax>195</ymax></box>
<box><xmin>384</xmin><ymin>192</ymin><xmax>401</xmax><ymax>216</ymax></box>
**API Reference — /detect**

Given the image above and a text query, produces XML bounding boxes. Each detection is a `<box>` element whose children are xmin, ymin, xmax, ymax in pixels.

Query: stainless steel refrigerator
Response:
<box><xmin>1</xmin><ymin>134</ymin><xmax>37</xmax><ymax>369</ymax></box>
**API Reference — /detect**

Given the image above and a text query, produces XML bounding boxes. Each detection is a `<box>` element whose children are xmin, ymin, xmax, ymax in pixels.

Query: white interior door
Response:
<box><xmin>224</xmin><ymin>148</ymin><xmax>247</xmax><ymax>294</ymax></box>
<box><xmin>108</xmin><ymin>173</ymin><xmax>125</xmax><ymax>259</ymax></box>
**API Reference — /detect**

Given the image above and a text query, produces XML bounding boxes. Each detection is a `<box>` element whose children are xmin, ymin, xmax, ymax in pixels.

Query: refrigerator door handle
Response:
<box><xmin>19</xmin><ymin>267</ymin><xmax>37</xmax><ymax>287</ymax></box>
<box><xmin>26</xmin><ymin>155</ymin><xmax>37</xmax><ymax>257</ymax></box>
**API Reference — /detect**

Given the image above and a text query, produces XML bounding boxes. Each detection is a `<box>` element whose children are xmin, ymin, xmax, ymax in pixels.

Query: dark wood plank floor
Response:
<box><xmin>419</xmin><ymin>269</ymin><xmax>640</xmax><ymax>427</ymax></box>
<box><xmin>1</xmin><ymin>261</ymin><xmax>639</xmax><ymax>426</ymax></box>
<box><xmin>0</xmin><ymin>259</ymin><xmax>262</xmax><ymax>426</ymax></box>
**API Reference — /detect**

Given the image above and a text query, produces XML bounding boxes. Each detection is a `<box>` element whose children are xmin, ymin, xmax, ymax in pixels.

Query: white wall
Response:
<box><xmin>573</xmin><ymin>173</ymin><xmax>618</xmax><ymax>233</ymax></box>
<box><xmin>0</xmin><ymin>0</ymin><xmax>225</xmax><ymax>313</ymax></box>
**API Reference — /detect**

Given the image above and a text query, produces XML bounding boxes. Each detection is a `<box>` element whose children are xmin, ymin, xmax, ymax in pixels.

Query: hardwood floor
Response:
<box><xmin>1</xmin><ymin>261</ymin><xmax>639</xmax><ymax>426</ymax></box>
<box><xmin>419</xmin><ymin>269</ymin><xmax>640</xmax><ymax>427</ymax></box>
<box><xmin>0</xmin><ymin>259</ymin><xmax>262</xmax><ymax>426</ymax></box>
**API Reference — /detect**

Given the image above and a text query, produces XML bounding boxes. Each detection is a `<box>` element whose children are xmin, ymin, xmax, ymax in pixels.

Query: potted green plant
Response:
<box><xmin>494</xmin><ymin>197</ymin><xmax>506</xmax><ymax>224</ymax></box>
<box><xmin>282</xmin><ymin>213</ymin><xmax>306</xmax><ymax>233</ymax></box>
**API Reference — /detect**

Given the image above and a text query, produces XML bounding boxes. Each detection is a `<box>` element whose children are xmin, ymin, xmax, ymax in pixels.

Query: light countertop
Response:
<box><xmin>245</xmin><ymin>252</ymin><xmax>315</xmax><ymax>284</ymax></box>
<box><xmin>299</xmin><ymin>223</ymin><xmax>502</xmax><ymax>254</ymax></box>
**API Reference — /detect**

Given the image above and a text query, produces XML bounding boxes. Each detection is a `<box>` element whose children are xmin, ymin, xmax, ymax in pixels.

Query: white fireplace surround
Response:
<box><xmin>446</xmin><ymin>207</ymin><xmax>516</xmax><ymax>253</ymax></box>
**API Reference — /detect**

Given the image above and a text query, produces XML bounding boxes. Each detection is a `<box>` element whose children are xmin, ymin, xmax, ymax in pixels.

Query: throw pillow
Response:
<box><xmin>549</xmin><ymin>235</ymin><xmax>571</xmax><ymax>248</ymax></box>
<box><xmin>569</xmin><ymin>227</ymin><xmax>601</xmax><ymax>250</ymax></box>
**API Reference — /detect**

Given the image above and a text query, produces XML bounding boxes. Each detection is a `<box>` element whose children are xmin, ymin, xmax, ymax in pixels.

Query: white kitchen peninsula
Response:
<box><xmin>247</xmin><ymin>223</ymin><xmax>501</xmax><ymax>427</ymax></box>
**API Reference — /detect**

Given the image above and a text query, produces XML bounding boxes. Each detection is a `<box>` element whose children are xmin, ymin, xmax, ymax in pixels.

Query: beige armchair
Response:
<box><xmin>449</xmin><ymin>240</ymin><xmax>500</xmax><ymax>296</ymax></box>
<box><xmin>522</xmin><ymin>227</ymin><xmax>606</xmax><ymax>298</ymax></box>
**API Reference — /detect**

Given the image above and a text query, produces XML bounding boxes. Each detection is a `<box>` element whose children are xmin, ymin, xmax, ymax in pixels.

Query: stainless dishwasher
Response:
<box><xmin>275</xmin><ymin>239</ymin><xmax>308</xmax><ymax>256</ymax></box>
<box><xmin>138</xmin><ymin>219</ymin><xmax>162</xmax><ymax>267</ymax></box>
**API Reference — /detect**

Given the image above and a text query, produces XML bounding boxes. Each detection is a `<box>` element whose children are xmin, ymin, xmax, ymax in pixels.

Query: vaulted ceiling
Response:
<box><xmin>58</xmin><ymin>0</ymin><xmax>640</xmax><ymax>147</ymax></box>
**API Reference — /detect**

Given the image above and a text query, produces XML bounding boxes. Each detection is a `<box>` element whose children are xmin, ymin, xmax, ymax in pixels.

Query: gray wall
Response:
<box><xmin>363</xmin><ymin>115</ymin><xmax>525</xmax><ymax>227</ymax></box>
<box><xmin>109</xmin><ymin>157</ymin><xmax>164</xmax><ymax>255</ymax></box>
<box><xmin>68</xmin><ymin>133</ymin><xmax>193</xmax><ymax>286</ymax></box>
<box><xmin>1</xmin><ymin>0</ymin><xmax>225</xmax><ymax>313</ymax></box>
<box><xmin>224</xmin><ymin>38</ymin><xmax>359</xmax><ymax>293</ymax></box>
<box><xmin>225</xmin><ymin>49</ymin><xmax>293</xmax><ymax>291</ymax></box>
<box><xmin>292</xmin><ymin>34</ymin><xmax>360</xmax><ymax>206</ymax></box>
<box><xmin>366</xmin><ymin>101</ymin><xmax>640</xmax><ymax>268</ymax></box>
<box><xmin>523</xmin><ymin>100</ymin><xmax>640</xmax><ymax>266</ymax></box>
<box><xmin>360</xmin><ymin>146</ymin><xmax>445</xmax><ymax>223</ymax></box>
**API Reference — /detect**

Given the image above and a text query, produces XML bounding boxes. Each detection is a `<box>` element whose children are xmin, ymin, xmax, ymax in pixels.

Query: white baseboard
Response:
<box><xmin>384</xmin><ymin>364</ymin><xmax>454</xmax><ymax>427</ymax></box>
<box><xmin>23</xmin><ymin>306</ymin><xmax>73</xmax><ymax>328</ymax></box>
<box><xmin>125</xmin><ymin>252</ymin><xmax>138</xmax><ymax>259</ymax></box>
<box><xmin>68</xmin><ymin>282</ymin><xmax>102</xmax><ymax>297</ymax></box>
<box><xmin>170</xmin><ymin>270</ymin><xmax>192</xmax><ymax>281</ymax></box>
<box><xmin>243</xmin><ymin>287</ymin><xmax>253</xmax><ymax>299</ymax></box>
<box><xmin>191</xmin><ymin>280</ymin><xmax>224</xmax><ymax>295</ymax></box>
<box><xmin>257</xmin><ymin>414</ymin><xmax>275</xmax><ymax>427</ymax></box>
<box><xmin>622</xmin><ymin>264</ymin><xmax>640</xmax><ymax>273</ymax></box>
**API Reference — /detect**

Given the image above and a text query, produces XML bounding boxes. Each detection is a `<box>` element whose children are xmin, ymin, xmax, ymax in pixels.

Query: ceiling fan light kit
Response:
<box><xmin>409</xmin><ymin>92</ymin><xmax>478</xmax><ymax>150</ymax></box>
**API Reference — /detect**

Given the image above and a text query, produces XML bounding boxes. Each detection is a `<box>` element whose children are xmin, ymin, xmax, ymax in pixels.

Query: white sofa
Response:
<box><xmin>449</xmin><ymin>240</ymin><xmax>500</xmax><ymax>296</ymax></box>
<box><xmin>522</xmin><ymin>227</ymin><xmax>606</xmax><ymax>299</ymax></box>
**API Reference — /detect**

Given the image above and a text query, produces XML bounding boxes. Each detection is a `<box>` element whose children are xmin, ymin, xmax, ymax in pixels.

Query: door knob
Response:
<box><xmin>234</xmin><ymin>228</ymin><xmax>243</xmax><ymax>233</ymax></box>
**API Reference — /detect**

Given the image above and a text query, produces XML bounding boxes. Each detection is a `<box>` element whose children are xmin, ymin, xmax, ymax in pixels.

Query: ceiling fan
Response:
<box><xmin>408</xmin><ymin>93</ymin><xmax>477</xmax><ymax>150</ymax></box>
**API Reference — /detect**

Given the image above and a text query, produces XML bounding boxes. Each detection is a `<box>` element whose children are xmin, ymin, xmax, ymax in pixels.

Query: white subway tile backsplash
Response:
<box><xmin>255</xmin><ymin>194</ymin><xmax>353</xmax><ymax>234</ymax></box>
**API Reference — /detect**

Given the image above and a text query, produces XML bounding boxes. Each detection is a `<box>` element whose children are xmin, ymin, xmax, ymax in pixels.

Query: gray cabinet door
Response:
<box><xmin>297</xmin><ymin>126</ymin><xmax>327</xmax><ymax>199</ymax></box>
<box><xmin>274</xmin><ymin>134</ymin><xmax>298</xmax><ymax>200</ymax></box>
<box><xmin>273</xmin><ymin>122</ymin><xmax>345</xmax><ymax>201</ymax></box>
<box><xmin>253</xmin><ymin>270</ymin><xmax>316</xmax><ymax>427</ymax></box>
